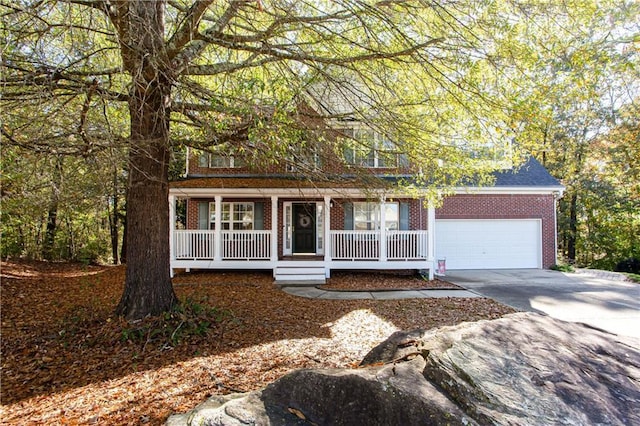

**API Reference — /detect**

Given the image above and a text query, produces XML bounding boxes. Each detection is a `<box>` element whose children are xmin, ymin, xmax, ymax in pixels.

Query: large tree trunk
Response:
<box><xmin>113</xmin><ymin>0</ymin><xmax>178</xmax><ymax>320</ymax></box>
<box><xmin>42</xmin><ymin>156</ymin><xmax>62</xmax><ymax>260</ymax></box>
<box><xmin>115</xmin><ymin>76</ymin><xmax>177</xmax><ymax>320</ymax></box>
<box><xmin>109</xmin><ymin>171</ymin><xmax>120</xmax><ymax>264</ymax></box>
<box><xmin>120</xmin><ymin>205</ymin><xmax>127</xmax><ymax>265</ymax></box>
<box><xmin>42</xmin><ymin>206</ymin><xmax>58</xmax><ymax>260</ymax></box>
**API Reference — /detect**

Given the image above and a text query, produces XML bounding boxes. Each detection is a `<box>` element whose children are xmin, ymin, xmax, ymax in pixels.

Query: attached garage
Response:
<box><xmin>435</xmin><ymin>219</ymin><xmax>542</xmax><ymax>269</ymax></box>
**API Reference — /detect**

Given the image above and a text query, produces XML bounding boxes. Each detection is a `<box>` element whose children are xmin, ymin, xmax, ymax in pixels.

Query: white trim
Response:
<box><xmin>379</xmin><ymin>197</ymin><xmax>387</xmax><ymax>261</ymax></box>
<box><xmin>171</xmin><ymin>187</ymin><xmax>385</xmax><ymax>198</ymax></box>
<box><xmin>283</xmin><ymin>202</ymin><xmax>293</xmax><ymax>256</ymax></box>
<box><xmin>271</xmin><ymin>196</ymin><xmax>278</xmax><ymax>266</ymax></box>
<box><xmin>316</xmin><ymin>202</ymin><xmax>325</xmax><ymax>256</ymax></box>
<box><xmin>171</xmin><ymin>259</ymin><xmax>432</xmax><ymax>273</ymax></box>
<box><xmin>289</xmin><ymin>202</ymin><xmax>322</xmax><ymax>256</ymax></box>
<box><xmin>213</xmin><ymin>196</ymin><xmax>222</xmax><ymax>262</ymax></box>
<box><xmin>323</xmin><ymin>196</ymin><xmax>332</xmax><ymax>276</ymax></box>
<box><xmin>449</xmin><ymin>186</ymin><xmax>565</xmax><ymax>196</ymax></box>
<box><xmin>170</xmin><ymin>185</ymin><xmax>564</xmax><ymax>199</ymax></box>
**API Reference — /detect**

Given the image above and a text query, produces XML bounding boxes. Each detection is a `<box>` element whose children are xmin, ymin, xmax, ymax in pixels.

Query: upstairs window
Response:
<box><xmin>286</xmin><ymin>145</ymin><xmax>322</xmax><ymax>172</ymax></box>
<box><xmin>198</xmin><ymin>151</ymin><xmax>245</xmax><ymax>168</ymax></box>
<box><xmin>340</xmin><ymin>127</ymin><xmax>400</xmax><ymax>168</ymax></box>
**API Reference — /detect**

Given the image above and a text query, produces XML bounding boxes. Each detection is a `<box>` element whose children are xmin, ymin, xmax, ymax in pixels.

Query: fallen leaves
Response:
<box><xmin>1</xmin><ymin>260</ymin><xmax>515</xmax><ymax>425</ymax></box>
<box><xmin>322</xmin><ymin>270</ymin><xmax>457</xmax><ymax>290</ymax></box>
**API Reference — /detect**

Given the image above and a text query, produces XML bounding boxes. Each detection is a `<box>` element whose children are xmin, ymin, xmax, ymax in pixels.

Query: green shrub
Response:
<box><xmin>550</xmin><ymin>263</ymin><xmax>575</xmax><ymax>273</ymax></box>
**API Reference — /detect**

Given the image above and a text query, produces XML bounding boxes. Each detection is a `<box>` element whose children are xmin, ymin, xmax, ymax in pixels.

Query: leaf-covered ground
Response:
<box><xmin>1</xmin><ymin>260</ymin><xmax>515</xmax><ymax>425</ymax></box>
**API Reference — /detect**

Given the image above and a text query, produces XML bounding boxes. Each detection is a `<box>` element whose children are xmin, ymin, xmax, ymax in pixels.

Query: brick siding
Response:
<box><xmin>183</xmin><ymin>194</ymin><xmax>557</xmax><ymax>267</ymax></box>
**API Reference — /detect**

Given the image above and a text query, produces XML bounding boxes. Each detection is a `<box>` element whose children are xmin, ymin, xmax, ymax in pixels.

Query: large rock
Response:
<box><xmin>167</xmin><ymin>313</ymin><xmax>640</xmax><ymax>425</ymax></box>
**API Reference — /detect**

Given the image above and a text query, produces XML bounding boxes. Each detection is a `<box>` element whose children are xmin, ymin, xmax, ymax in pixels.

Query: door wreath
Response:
<box><xmin>298</xmin><ymin>215</ymin><xmax>312</xmax><ymax>228</ymax></box>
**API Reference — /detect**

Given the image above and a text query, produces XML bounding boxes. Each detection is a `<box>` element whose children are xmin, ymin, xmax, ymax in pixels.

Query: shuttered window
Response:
<box><xmin>344</xmin><ymin>202</ymin><xmax>400</xmax><ymax>231</ymax></box>
<box><xmin>208</xmin><ymin>202</ymin><xmax>255</xmax><ymax>230</ymax></box>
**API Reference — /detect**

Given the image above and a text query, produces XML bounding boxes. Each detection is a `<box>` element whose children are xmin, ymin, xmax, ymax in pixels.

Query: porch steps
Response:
<box><xmin>274</xmin><ymin>265</ymin><xmax>326</xmax><ymax>285</ymax></box>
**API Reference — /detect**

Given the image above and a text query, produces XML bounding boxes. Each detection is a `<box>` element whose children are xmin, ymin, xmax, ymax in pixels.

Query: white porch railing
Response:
<box><xmin>386</xmin><ymin>230</ymin><xmax>429</xmax><ymax>260</ymax></box>
<box><xmin>174</xmin><ymin>229</ymin><xmax>427</xmax><ymax>262</ymax></box>
<box><xmin>330</xmin><ymin>230</ymin><xmax>380</xmax><ymax>260</ymax></box>
<box><xmin>221</xmin><ymin>230</ymin><xmax>271</xmax><ymax>259</ymax></box>
<box><xmin>175</xmin><ymin>230</ymin><xmax>215</xmax><ymax>259</ymax></box>
<box><xmin>173</xmin><ymin>230</ymin><xmax>271</xmax><ymax>260</ymax></box>
<box><xmin>330</xmin><ymin>230</ymin><xmax>429</xmax><ymax>261</ymax></box>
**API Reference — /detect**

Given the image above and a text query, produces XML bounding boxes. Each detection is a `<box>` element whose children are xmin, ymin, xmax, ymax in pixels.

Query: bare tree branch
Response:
<box><xmin>170</xmin><ymin>0</ymin><xmax>251</xmax><ymax>72</ymax></box>
<box><xmin>166</xmin><ymin>0</ymin><xmax>215</xmax><ymax>57</ymax></box>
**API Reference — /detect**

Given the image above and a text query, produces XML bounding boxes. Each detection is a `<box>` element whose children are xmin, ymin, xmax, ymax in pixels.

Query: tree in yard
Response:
<box><xmin>502</xmin><ymin>2</ymin><xmax>639</xmax><ymax>265</ymax></box>
<box><xmin>578</xmin><ymin>102</ymin><xmax>640</xmax><ymax>268</ymax></box>
<box><xmin>2</xmin><ymin>1</ymin><xmax>634</xmax><ymax>318</ymax></box>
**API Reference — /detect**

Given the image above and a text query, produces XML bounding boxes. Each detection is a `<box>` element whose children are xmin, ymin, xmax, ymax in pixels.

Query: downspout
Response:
<box><xmin>185</xmin><ymin>147</ymin><xmax>190</xmax><ymax>177</ymax></box>
<box><xmin>427</xmin><ymin>199</ymin><xmax>436</xmax><ymax>280</ymax></box>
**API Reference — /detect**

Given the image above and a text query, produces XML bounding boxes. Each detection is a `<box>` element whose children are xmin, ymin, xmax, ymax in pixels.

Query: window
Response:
<box><xmin>209</xmin><ymin>154</ymin><xmax>232</xmax><ymax>168</ymax></box>
<box><xmin>286</xmin><ymin>145</ymin><xmax>321</xmax><ymax>172</ymax></box>
<box><xmin>209</xmin><ymin>202</ymin><xmax>254</xmax><ymax>230</ymax></box>
<box><xmin>353</xmin><ymin>202</ymin><xmax>399</xmax><ymax>231</ymax></box>
<box><xmin>340</xmin><ymin>127</ymin><xmax>399</xmax><ymax>168</ymax></box>
<box><xmin>198</xmin><ymin>151</ymin><xmax>245</xmax><ymax>168</ymax></box>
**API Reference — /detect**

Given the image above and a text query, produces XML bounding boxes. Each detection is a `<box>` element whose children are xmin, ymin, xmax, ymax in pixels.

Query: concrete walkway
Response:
<box><xmin>281</xmin><ymin>286</ymin><xmax>479</xmax><ymax>300</ymax></box>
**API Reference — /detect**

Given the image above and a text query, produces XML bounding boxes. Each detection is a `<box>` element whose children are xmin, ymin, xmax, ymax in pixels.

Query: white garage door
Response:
<box><xmin>435</xmin><ymin>219</ymin><xmax>542</xmax><ymax>269</ymax></box>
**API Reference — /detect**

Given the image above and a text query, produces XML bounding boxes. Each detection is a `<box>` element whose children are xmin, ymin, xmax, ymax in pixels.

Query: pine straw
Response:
<box><xmin>322</xmin><ymin>270</ymin><xmax>459</xmax><ymax>290</ymax></box>
<box><xmin>1</xmin><ymin>261</ymin><xmax>515</xmax><ymax>425</ymax></box>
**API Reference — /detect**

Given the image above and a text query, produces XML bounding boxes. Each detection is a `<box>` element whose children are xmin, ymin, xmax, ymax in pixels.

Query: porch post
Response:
<box><xmin>323</xmin><ymin>195</ymin><xmax>331</xmax><ymax>278</ymax></box>
<box><xmin>214</xmin><ymin>195</ymin><xmax>222</xmax><ymax>262</ymax></box>
<box><xmin>271</xmin><ymin>196</ymin><xmax>278</xmax><ymax>266</ymax></box>
<box><xmin>427</xmin><ymin>199</ymin><xmax>436</xmax><ymax>280</ymax></box>
<box><xmin>379</xmin><ymin>196</ymin><xmax>387</xmax><ymax>262</ymax></box>
<box><xmin>168</xmin><ymin>194</ymin><xmax>176</xmax><ymax>277</ymax></box>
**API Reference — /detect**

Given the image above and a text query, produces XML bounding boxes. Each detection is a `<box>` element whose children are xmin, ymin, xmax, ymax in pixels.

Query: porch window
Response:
<box><xmin>353</xmin><ymin>202</ymin><xmax>399</xmax><ymax>231</ymax></box>
<box><xmin>209</xmin><ymin>202</ymin><xmax>254</xmax><ymax>230</ymax></box>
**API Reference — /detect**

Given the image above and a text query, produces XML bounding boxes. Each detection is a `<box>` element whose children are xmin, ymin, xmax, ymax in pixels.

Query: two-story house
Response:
<box><xmin>168</xmin><ymin>114</ymin><xmax>564</xmax><ymax>283</ymax></box>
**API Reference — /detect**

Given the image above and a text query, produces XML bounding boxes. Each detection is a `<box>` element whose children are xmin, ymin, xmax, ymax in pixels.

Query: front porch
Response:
<box><xmin>168</xmin><ymin>189</ymin><xmax>436</xmax><ymax>281</ymax></box>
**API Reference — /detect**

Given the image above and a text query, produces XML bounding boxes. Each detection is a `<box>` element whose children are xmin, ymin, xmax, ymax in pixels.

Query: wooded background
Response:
<box><xmin>2</xmin><ymin>1</ymin><xmax>638</xmax><ymax>272</ymax></box>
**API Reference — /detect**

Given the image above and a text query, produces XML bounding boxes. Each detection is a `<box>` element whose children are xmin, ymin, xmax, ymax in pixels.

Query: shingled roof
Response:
<box><xmin>170</xmin><ymin>155</ymin><xmax>562</xmax><ymax>191</ymax></box>
<box><xmin>493</xmin><ymin>156</ymin><xmax>562</xmax><ymax>187</ymax></box>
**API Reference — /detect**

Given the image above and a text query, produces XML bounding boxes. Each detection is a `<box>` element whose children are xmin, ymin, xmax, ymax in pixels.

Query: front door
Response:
<box><xmin>293</xmin><ymin>203</ymin><xmax>316</xmax><ymax>254</ymax></box>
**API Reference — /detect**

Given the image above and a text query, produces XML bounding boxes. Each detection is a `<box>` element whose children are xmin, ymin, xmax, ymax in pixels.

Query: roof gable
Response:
<box><xmin>493</xmin><ymin>156</ymin><xmax>561</xmax><ymax>187</ymax></box>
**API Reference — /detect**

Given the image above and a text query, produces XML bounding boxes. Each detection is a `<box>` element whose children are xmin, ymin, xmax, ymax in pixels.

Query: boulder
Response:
<box><xmin>167</xmin><ymin>313</ymin><xmax>640</xmax><ymax>425</ymax></box>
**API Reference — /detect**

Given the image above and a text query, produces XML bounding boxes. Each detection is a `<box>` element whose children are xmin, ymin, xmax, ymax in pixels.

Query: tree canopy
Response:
<box><xmin>2</xmin><ymin>0</ymin><xmax>638</xmax><ymax>318</ymax></box>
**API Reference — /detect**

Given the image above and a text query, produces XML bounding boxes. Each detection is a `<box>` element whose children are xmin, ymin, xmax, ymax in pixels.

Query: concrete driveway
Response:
<box><xmin>444</xmin><ymin>269</ymin><xmax>640</xmax><ymax>347</ymax></box>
